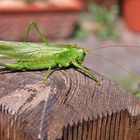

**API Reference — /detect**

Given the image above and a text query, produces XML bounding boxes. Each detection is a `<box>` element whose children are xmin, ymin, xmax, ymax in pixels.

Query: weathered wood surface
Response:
<box><xmin>0</xmin><ymin>68</ymin><xmax>140</xmax><ymax>140</ymax></box>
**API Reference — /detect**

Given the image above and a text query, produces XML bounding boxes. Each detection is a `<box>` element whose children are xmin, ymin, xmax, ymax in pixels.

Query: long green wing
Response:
<box><xmin>0</xmin><ymin>41</ymin><xmax>68</xmax><ymax>70</ymax></box>
<box><xmin>0</xmin><ymin>41</ymin><xmax>69</xmax><ymax>57</ymax></box>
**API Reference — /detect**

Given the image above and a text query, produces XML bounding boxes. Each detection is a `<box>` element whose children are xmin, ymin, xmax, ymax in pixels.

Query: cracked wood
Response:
<box><xmin>0</xmin><ymin>68</ymin><xmax>140</xmax><ymax>140</ymax></box>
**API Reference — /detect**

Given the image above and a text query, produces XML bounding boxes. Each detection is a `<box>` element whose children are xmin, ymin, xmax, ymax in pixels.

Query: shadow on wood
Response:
<box><xmin>0</xmin><ymin>68</ymin><xmax>140</xmax><ymax>140</ymax></box>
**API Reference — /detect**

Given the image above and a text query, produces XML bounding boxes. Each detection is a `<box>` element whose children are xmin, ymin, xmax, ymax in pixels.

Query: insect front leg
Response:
<box><xmin>44</xmin><ymin>67</ymin><xmax>55</xmax><ymax>81</ymax></box>
<box><xmin>24</xmin><ymin>21</ymin><xmax>49</xmax><ymax>44</ymax></box>
<box><xmin>72</xmin><ymin>61</ymin><xmax>100</xmax><ymax>85</ymax></box>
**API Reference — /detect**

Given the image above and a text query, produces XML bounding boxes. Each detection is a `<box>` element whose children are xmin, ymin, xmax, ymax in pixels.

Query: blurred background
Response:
<box><xmin>0</xmin><ymin>0</ymin><xmax>140</xmax><ymax>97</ymax></box>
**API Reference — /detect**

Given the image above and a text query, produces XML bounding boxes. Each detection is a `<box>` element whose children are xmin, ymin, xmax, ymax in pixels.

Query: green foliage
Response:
<box><xmin>89</xmin><ymin>4</ymin><xmax>118</xmax><ymax>25</ymax></box>
<box><xmin>74</xmin><ymin>27</ymin><xmax>87</xmax><ymax>39</ymax></box>
<box><xmin>24</xmin><ymin>0</ymin><xmax>37</xmax><ymax>3</ymax></box>
<box><xmin>75</xmin><ymin>4</ymin><xmax>119</xmax><ymax>40</ymax></box>
<box><xmin>111</xmin><ymin>74</ymin><xmax>140</xmax><ymax>98</ymax></box>
<box><xmin>24</xmin><ymin>0</ymin><xmax>45</xmax><ymax>3</ymax></box>
<box><xmin>97</xmin><ymin>27</ymin><xmax>119</xmax><ymax>40</ymax></box>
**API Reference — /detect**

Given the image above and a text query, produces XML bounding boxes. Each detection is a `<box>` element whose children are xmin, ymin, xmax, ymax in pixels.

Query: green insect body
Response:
<box><xmin>0</xmin><ymin>22</ymin><xmax>100</xmax><ymax>84</ymax></box>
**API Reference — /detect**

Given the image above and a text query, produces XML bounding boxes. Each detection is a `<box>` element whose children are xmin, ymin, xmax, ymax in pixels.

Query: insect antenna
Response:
<box><xmin>86</xmin><ymin>44</ymin><xmax>140</xmax><ymax>79</ymax></box>
<box><xmin>91</xmin><ymin>53</ymin><xmax>140</xmax><ymax>80</ymax></box>
<box><xmin>90</xmin><ymin>44</ymin><xmax>140</xmax><ymax>51</ymax></box>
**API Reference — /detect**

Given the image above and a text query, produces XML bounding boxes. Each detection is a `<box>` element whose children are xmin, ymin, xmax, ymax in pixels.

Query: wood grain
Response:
<box><xmin>0</xmin><ymin>68</ymin><xmax>139</xmax><ymax>140</ymax></box>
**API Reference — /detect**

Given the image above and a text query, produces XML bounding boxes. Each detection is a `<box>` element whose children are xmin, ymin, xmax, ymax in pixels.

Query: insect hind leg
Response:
<box><xmin>0</xmin><ymin>62</ymin><xmax>20</xmax><ymax>70</ymax></box>
<box><xmin>24</xmin><ymin>21</ymin><xmax>49</xmax><ymax>44</ymax></box>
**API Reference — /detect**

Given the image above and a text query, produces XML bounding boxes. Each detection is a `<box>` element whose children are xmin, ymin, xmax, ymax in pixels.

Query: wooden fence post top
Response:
<box><xmin>0</xmin><ymin>68</ymin><xmax>140</xmax><ymax>139</ymax></box>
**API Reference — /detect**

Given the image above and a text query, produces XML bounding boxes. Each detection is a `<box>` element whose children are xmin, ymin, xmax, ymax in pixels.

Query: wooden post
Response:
<box><xmin>0</xmin><ymin>68</ymin><xmax>140</xmax><ymax>140</ymax></box>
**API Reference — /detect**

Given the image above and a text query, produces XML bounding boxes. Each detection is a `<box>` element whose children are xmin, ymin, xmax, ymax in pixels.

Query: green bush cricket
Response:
<box><xmin>0</xmin><ymin>21</ymin><xmax>100</xmax><ymax>84</ymax></box>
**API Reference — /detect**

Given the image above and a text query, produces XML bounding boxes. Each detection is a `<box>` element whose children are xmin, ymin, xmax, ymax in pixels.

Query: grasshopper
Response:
<box><xmin>0</xmin><ymin>22</ymin><xmax>100</xmax><ymax>84</ymax></box>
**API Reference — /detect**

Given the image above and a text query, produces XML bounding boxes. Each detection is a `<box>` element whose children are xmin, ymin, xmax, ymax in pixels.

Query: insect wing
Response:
<box><xmin>0</xmin><ymin>41</ymin><xmax>69</xmax><ymax>61</ymax></box>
